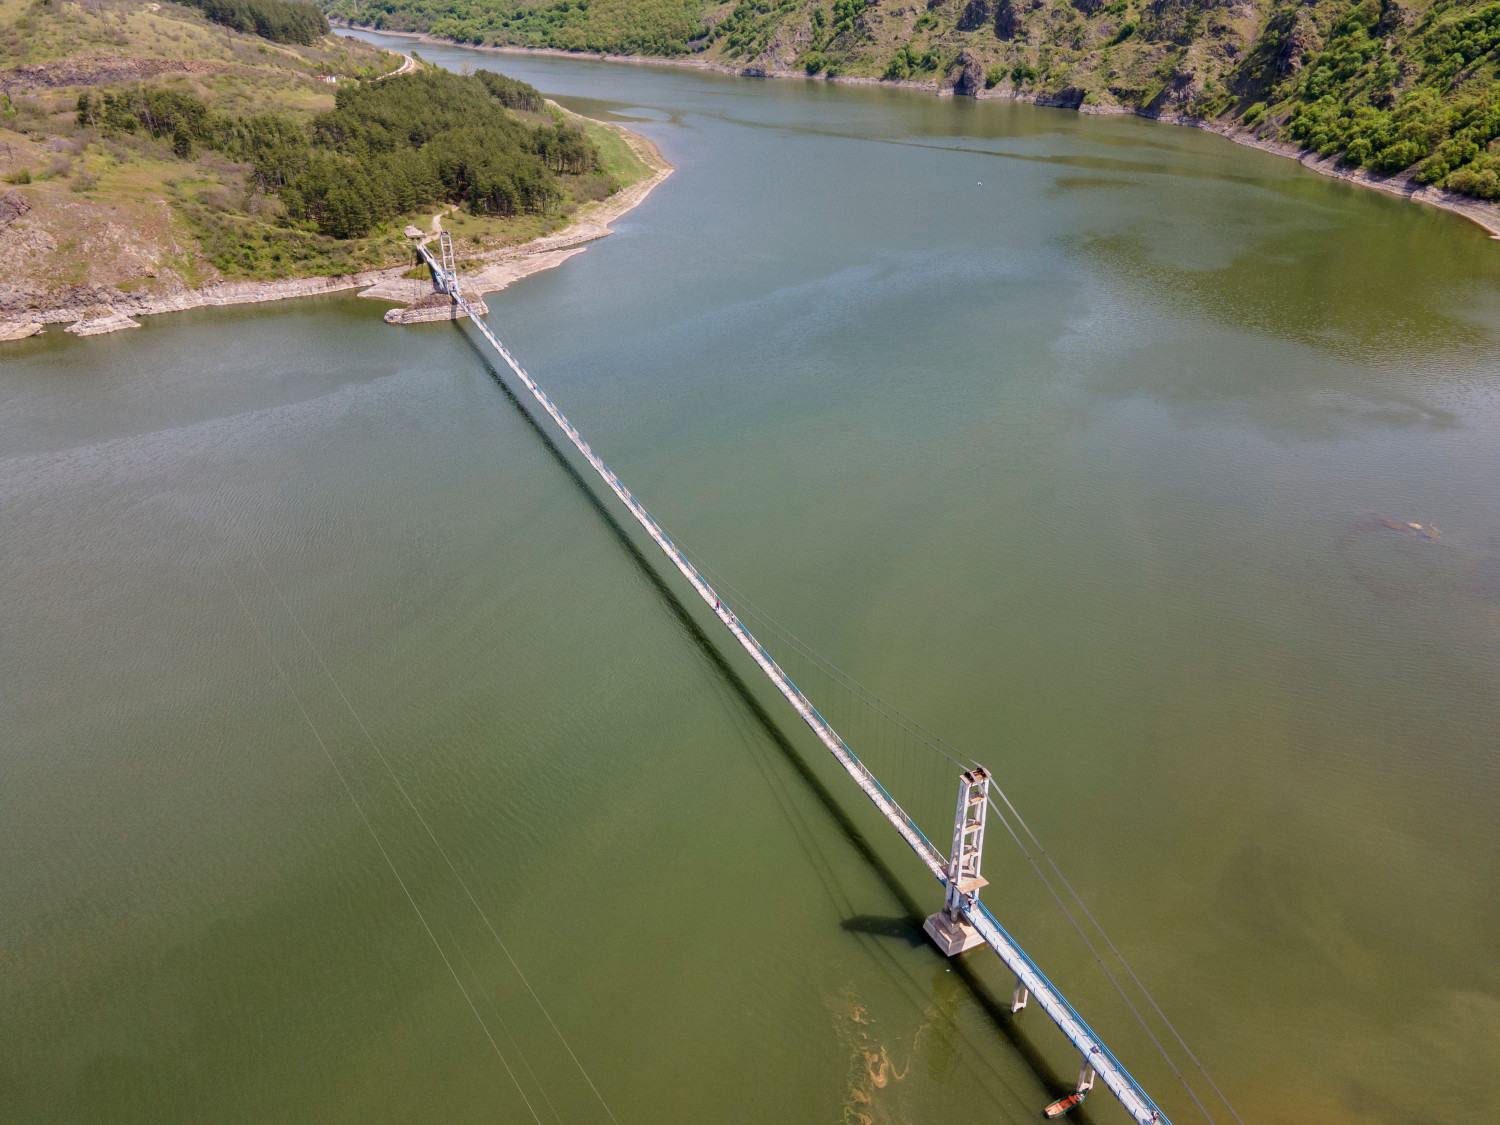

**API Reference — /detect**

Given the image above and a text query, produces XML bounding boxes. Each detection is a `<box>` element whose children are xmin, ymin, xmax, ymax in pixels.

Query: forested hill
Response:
<box><xmin>327</xmin><ymin>0</ymin><xmax>1500</xmax><ymax>202</ymax></box>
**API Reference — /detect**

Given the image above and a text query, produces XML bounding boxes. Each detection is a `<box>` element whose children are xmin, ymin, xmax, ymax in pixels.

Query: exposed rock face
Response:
<box><xmin>950</xmin><ymin>49</ymin><xmax>987</xmax><ymax>96</ymax></box>
<box><xmin>752</xmin><ymin>23</ymin><xmax>802</xmax><ymax>70</ymax></box>
<box><xmin>995</xmin><ymin>0</ymin><xmax>1023</xmax><ymax>38</ymax></box>
<box><xmin>1376</xmin><ymin>0</ymin><xmax>1408</xmax><ymax>34</ymax></box>
<box><xmin>0</xmin><ymin>272</ymin><xmax>403</xmax><ymax>322</ymax></box>
<box><xmin>1164</xmin><ymin>75</ymin><xmax>1201</xmax><ymax>109</ymax></box>
<box><xmin>65</xmin><ymin>308</ymin><xmax>140</xmax><ymax>335</ymax></box>
<box><xmin>1277</xmin><ymin>11</ymin><xmax>1321</xmax><ymax>75</ymax></box>
<box><xmin>1037</xmin><ymin>86</ymin><xmax>1088</xmax><ymax>108</ymax></box>
<box><xmin>0</xmin><ymin>190</ymin><xmax>31</xmax><ymax>227</ymax></box>
<box><xmin>957</xmin><ymin>0</ymin><xmax>993</xmax><ymax>31</ymax></box>
<box><xmin>1</xmin><ymin>55</ymin><xmax>233</xmax><ymax>92</ymax></box>
<box><xmin>1071</xmin><ymin>0</ymin><xmax>1105</xmax><ymax>13</ymax></box>
<box><xmin>0</xmin><ymin>319</ymin><xmax>43</xmax><ymax>341</ymax></box>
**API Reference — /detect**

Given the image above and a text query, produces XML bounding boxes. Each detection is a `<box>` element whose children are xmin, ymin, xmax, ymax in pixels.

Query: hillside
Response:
<box><xmin>0</xmin><ymin>0</ymin><xmax>648</xmax><ymax>321</ymax></box>
<box><xmin>327</xmin><ymin>0</ymin><xmax>1500</xmax><ymax>204</ymax></box>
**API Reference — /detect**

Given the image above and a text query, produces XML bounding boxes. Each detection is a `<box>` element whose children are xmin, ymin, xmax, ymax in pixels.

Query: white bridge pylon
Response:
<box><xmin>923</xmin><ymin>767</ymin><xmax>991</xmax><ymax>957</ymax></box>
<box><xmin>416</xmin><ymin>241</ymin><xmax>1171</xmax><ymax>1125</ymax></box>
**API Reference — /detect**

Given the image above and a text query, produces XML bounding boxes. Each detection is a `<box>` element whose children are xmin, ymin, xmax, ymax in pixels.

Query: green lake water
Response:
<box><xmin>4</xmin><ymin>35</ymin><xmax>1500</xmax><ymax>1124</ymax></box>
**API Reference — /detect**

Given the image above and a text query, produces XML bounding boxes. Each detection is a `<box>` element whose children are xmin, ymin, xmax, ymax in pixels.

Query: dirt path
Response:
<box><xmin>377</xmin><ymin>53</ymin><xmax>417</xmax><ymax>80</ymax></box>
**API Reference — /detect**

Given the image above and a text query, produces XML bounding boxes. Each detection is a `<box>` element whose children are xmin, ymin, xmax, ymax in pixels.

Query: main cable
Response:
<box><xmin>985</xmin><ymin>795</ymin><xmax>1217</xmax><ymax>1125</ymax></box>
<box><xmin>674</xmin><ymin>549</ymin><xmax>1243</xmax><ymax>1124</ymax></box>
<box><xmin>446</xmin><ymin>920</ymin><xmax>566</xmax><ymax>1125</ymax></box>
<box><xmin>206</xmin><ymin>488</ymin><xmax>620</xmax><ymax>1125</ymax></box>
<box><xmin>130</xmin><ymin>360</ymin><xmax>544</xmax><ymax>1120</ymax></box>
<box><xmin>988</xmin><ymin>785</ymin><xmax>1246</xmax><ymax>1125</ymax></box>
<box><xmin>206</xmin><ymin>540</ymin><xmax>543</xmax><ymax>1124</ymax></box>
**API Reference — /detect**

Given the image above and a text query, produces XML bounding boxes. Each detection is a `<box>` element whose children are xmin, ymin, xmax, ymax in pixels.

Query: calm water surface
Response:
<box><xmin>4</xmin><ymin>36</ymin><xmax>1500</xmax><ymax>1124</ymax></box>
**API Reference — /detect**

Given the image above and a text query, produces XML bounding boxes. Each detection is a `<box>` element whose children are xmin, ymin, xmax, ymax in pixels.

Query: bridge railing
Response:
<box><xmin>418</xmin><ymin>241</ymin><xmax>1173</xmax><ymax>1125</ymax></box>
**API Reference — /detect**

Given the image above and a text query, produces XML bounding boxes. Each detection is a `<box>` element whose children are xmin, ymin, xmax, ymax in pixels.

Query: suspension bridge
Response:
<box><xmin>417</xmin><ymin>233</ymin><xmax>1235</xmax><ymax>1125</ymax></box>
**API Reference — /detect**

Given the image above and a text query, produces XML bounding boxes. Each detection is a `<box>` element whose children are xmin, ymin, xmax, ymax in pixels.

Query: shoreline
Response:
<box><xmin>0</xmin><ymin>110</ymin><xmax>672</xmax><ymax>340</ymax></box>
<box><xmin>365</xmin><ymin>109</ymin><xmax>671</xmax><ymax>323</ymax></box>
<box><xmin>1102</xmin><ymin>106</ymin><xmax>1500</xmax><ymax>240</ymax></box>
<box><xmin>334</xmin><ymin>22</ymin><xmax>1500</xmax><ymax>241</ymax></box>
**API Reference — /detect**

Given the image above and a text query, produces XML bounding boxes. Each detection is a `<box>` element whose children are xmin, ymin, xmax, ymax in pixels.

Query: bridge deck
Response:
<box><xmin>417</xmin><ymin>243</ymin><xmax>1170</xmax><ymax>1125</ymax></box>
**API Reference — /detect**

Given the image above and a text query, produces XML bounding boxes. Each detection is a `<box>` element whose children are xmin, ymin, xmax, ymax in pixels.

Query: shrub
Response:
<box><xmin>883</xmin><ymin>43</ymin><xmax>940</xmax><ymax>81</ymax></box>
<box><xmin>475</xmin><ymin>69</ymin><xmax>545</xmax><ymax>112</ymax></box>
<box><xmin>1447</xmin><ymin>156</ymin><xmax>1500</xmax><ymax>198</ymax></box>
<box><xmin>181</xmin><ymin>0</ymin><xmax>329</xmax><ymax>44</ymax></box>
<box><xmin>74</xmin><ymin>70</ymin><xmax>599</xmax><ymax>239</ymax></box>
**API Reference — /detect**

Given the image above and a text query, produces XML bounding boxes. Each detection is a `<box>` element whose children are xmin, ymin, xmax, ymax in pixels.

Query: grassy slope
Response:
<box><xmin>326</xmin><ymin>0</ymin><xmax>1500</xmax><ymax>199</ymax></box>
<box><xmin>0</xmin><ymin>0</ymin><xmax>415</xmax><ymax>304</ymax></box>
<box><xmin>575</xmin><ymin>106</ymin><xmax>654</xmax><ymax>186</ymax></box>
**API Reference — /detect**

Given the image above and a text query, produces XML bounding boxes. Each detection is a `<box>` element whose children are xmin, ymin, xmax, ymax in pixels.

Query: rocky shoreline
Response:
<box><xmin>1084</xmin><ymin>104</ymin><xmax>1500</xmax><ymax>239</ymax></box>
<box><xmin>0</xmin><ymin>117</ymin><xmax>671</xmax><ymax>340</ymax></box>
<box><xmin>334</xmin><ymin>23</ymin><xmax>1500</xmax><ymax>241</ymax></box>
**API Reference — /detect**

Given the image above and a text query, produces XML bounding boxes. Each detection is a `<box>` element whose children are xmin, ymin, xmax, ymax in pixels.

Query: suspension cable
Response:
<box><xmin>675</xmin><ymin>548</ymin><xmax>1244</xmax><ymax>1124</ymax></box>
<box><xmin>206</xmin><ymin>490</ymin><xmax>620</xmax><ymax>1125</ymax></box>
<box><xmin>129</xmin><ymin>365</ymin><xmax>547</xmax><ymax>1120</ymax></box>
<box><xmin>206</xmin><ymin>542</ymin><xmax>543</xmax><ymax>1124</ymax></box>
<box><xmin>988</xmin><ymin>786</ymin><xmax>1246</xmax><ymax>1125</ymax></box>
<box><xmin>985</xmin><ymin>795</ymin><xmax>1217</xmax><ymax>1124</ymax></box>
<box><xmin>682</xmin><ymin>550</ymin><xmax>968</xmax><ymax>769</ymax></box>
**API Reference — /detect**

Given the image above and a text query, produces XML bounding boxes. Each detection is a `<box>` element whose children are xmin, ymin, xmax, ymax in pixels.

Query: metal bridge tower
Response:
<box><xmin>437</xmin><ymin>231</ymin><xmax>459</xmax><ymax>297</ymax></box>
<box><xmin>923</xmin><ymin>767</ymin><xmax>991</xmax><ymax>956</ymax></box>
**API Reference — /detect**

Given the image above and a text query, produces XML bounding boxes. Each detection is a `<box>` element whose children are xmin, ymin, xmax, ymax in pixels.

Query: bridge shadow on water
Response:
<box><xmin>457</xmin><ymin>328</ymin><xmax>1097</xmax><ymax>1118</ymax></box>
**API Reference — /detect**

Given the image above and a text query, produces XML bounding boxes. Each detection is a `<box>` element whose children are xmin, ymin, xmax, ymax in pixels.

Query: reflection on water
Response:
<box><xmin>3</xmin><ymin>31</ymin><xmax>1499</xmax><ymax>1125</ymax></box>
<box><xmin>1077</xmin><ymin>223</ymin><xmax>1500</xmax><ymax>369</ymax></box>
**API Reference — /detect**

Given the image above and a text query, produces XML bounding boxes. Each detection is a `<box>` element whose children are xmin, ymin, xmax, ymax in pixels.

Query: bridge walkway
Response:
<box><xmin>417</xmin><ymin>238</ymin><xmax>1171</xmax><ymax>1125</ymax></box>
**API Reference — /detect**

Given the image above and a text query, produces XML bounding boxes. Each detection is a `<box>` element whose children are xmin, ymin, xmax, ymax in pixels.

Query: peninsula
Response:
<box><xmin>0</xmin><ymin>0</ymin><xmax>669</xmax><ymax>339</ymax></box>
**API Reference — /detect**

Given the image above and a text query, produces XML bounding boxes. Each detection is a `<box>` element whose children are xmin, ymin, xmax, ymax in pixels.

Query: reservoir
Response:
<box><xmin>4</xmin><ymin>33</ymin><xmax>1500</xmax><ymax>1124</ymax></box>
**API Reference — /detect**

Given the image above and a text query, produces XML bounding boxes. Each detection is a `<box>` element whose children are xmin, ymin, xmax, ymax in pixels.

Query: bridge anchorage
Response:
<box><xmin>414</xmin><ymin>238</ymin><xmax>1215</xmax><ymax>1125</ymax></box>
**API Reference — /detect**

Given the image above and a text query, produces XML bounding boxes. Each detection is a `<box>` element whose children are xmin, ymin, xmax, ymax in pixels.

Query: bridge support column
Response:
<box><xmin>923</xmin><ymin>767</ymin><xmax>991</xmax><ymax>957</ymax></box>
<box><xmin>1011</xmin><ymin>976</ymin><xmax>1030</xmax><ymax>1013</ymax></box>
